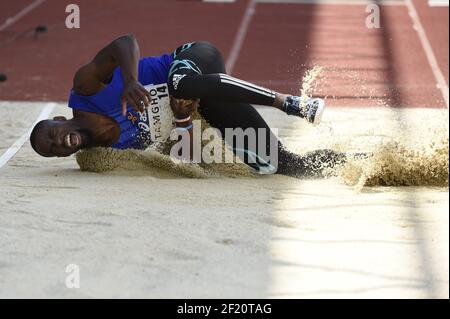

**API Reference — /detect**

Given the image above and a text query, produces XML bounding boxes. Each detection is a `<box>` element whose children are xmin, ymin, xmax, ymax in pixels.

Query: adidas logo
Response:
<box><xmin>172</xmin><ymin>74</ymin><xmax>186</xmax><ymax>90</ymax></box>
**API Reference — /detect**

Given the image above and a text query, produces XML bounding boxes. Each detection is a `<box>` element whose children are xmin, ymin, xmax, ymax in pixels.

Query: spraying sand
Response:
<box><xmin>76</xmin><ymin>110</ymin><xmax>254</xmax><ymax>178</ymax></box>
<box><xmin>339</xmin><ymin>134</ymin><xmax>449</xmax><ymax>189</ymax></box>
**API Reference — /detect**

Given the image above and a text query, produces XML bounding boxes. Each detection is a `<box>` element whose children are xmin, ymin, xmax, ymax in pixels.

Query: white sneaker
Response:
<box><xmin>283</xmin><ymin>96</ymin><xmax>325</xmax><ymax>126</ymax></box>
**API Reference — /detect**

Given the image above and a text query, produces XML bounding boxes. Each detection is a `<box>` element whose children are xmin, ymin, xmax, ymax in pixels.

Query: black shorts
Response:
<box><xmin>166</xmin><ymin>41</ymin><xmax>330</xmax><ymax>177</ymax></box>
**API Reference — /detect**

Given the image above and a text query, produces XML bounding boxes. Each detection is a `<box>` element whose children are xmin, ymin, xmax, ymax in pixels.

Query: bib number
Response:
<box><xmin>143</xmin><ymin>83</ymin><xmax>174</xmax><ymax>143</ymax></box>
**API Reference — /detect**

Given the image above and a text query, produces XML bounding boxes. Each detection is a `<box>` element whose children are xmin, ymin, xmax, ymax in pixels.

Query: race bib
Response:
<box><xmin>143</xmin><ymin>83</ymin><xmax>175</xmax><ymax>144</ymax></box>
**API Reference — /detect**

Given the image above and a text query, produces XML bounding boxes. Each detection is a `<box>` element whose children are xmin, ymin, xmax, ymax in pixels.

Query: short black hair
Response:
<box><xmin>29</xmin><ymin>120</ymin><xmax>48</xmax><ymax>156</ymax></box>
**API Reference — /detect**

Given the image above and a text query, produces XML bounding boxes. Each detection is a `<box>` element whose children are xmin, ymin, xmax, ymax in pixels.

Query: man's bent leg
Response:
<box><xmin>198</xmin><ymin>100</ymin><xmax>301</xmax><ymax>175</ymax></box>
<box><xmin>168</xmin><ymin>41</ymin><xmax>277</xmax><ymax>107</ymax></box>
<box><xmin>198</xmin><ymin>100</ymin><xmax>347</xmax><ymax>177</ymax></box>
<box><xmin>168</xmin><ymin>41</ymin><xmax>324</xmax><ymax>124</ymax></box>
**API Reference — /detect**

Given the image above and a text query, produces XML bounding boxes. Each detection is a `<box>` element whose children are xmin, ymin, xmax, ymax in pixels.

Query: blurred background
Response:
<box><xmin>0</xmin><ymin>0</ymin><xmax>448</xmax><ymax>108</ymax></box>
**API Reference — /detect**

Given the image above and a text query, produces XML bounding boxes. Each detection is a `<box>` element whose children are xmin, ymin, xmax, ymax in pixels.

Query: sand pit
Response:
<box><xmin>0</xmin><ymin>101</ymin><xmax>448</xmax><ymax>298</ymax></box>
<box><xmin>75</xmin><ymin>110</ymin><xmax>255</xmax><ymax>179</ymax></box>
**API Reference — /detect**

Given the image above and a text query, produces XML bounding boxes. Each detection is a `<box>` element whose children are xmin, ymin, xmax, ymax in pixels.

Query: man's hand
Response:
<box><xmin>170</xmin><ymin>96</ymin><xmax>200</xmax><ymax>120</ymax></box>
<box><xmin>121</xmin><ymin>80</ymin><xmax>151</xmax><ymax>116</ymax></box>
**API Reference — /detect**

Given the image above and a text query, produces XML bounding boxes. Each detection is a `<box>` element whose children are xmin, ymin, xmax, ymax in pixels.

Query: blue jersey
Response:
<box><xmin>68</xmin><ymin>53</ymin><xmax>173</xmax><ymax>149</ymax></box>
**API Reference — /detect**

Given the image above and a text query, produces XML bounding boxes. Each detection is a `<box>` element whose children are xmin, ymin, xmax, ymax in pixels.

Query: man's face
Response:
<box><xmin>31</xmin><ymin>117</ymin><xmax>90</xmax><ymax>157</ymax></box>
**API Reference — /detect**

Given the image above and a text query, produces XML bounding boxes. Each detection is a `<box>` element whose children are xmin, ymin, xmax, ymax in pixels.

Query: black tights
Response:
<box><xmin>167</xmin><ymin>41</ymin><xmax>343</xmax><ymax>177</ymax></box>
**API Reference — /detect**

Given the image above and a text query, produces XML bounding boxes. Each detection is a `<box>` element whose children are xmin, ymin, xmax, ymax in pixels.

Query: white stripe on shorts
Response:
<box><xmin>219</xmin><ymin>74</ymin><xmax>275</xmax><ymax>99</ymax></box>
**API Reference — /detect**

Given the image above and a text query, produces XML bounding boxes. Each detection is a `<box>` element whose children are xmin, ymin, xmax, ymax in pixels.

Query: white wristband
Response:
<box><xmin>174</xmin><ymin>116</ymin><xmax>191</xmax><ymax>123</ymax></box>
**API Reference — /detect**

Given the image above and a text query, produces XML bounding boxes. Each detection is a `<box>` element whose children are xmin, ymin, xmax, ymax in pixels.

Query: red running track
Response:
<box><xmin>0</xmin><ymin>0</ymin><xmax>448</xmax><ymax>108</ymax></box>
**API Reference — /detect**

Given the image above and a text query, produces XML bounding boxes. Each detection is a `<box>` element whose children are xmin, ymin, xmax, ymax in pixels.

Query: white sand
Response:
<box><xmin>0</xmin><ymin>101</ymin><xmax>448</xmax><ymax>298</ymax></box>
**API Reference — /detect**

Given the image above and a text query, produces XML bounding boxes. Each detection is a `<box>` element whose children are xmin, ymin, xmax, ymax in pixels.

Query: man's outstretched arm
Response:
<box><xmin>72</xmin><ymin>33</ymin><xmax>151</xmax><ymax>115</ymax></box>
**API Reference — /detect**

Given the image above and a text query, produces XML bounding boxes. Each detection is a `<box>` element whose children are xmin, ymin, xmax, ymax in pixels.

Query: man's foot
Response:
<box><xmin>283</xmin><ymin>96</ymin><xmax>325</xmax><ymax>125</ymax></box>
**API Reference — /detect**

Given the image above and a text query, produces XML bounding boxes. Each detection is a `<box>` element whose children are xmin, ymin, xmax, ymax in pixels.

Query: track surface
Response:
<box><xmin>0</xmin><ymin>0</ymin><xmax>448</xmax><ymax>107</ymax></box>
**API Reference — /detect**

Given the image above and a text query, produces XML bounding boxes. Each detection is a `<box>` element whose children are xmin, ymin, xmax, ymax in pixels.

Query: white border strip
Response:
<box><xmin>405</xmin><ymin>0</ymin><xmax>449</xmax><ymax>108</ymax></box>
<box><xmin>226</xmin><ymin>0</ymin><xmax>257</xmax><ymax>74</ymax></box>
<box><xmin>0</xmin><ymin>0</ymin><xmax>46</xmax><ymax>32</ymax></box>
<box><xmin>256</xmin><ymin>0</ymin><xmax>405</xmax><ymax>5</ymax></box>
<box><xmin>0</xmin><ymin>102</ymin><xmax>55</xmax><ymax>169</ymax></box>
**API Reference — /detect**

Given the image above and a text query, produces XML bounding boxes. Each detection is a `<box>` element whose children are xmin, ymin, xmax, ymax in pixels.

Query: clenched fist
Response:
<box><xmin>170</xmin><ymin>96</ymin><xmax>200</xmax><ymax>120</ymax></box>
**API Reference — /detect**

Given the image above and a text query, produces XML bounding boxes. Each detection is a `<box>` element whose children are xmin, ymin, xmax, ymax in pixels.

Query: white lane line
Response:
<box><xmin>0</xmin><ymin>0</ymin><xmax>46</xmax><ymax>32</ymax></box>
<box><xmin>226</xmin><ymin>0</ymin><xmax>257</xmax><ymax>75</ymax></box>
<box><xmin>0</xmin><ymin>102</ymin><xmax>55</xmax><ymax>169</ymax></box>
<box><xmin>405</xmin><ymin>0</ymin><xmax>449</xmax><ymax>108</ymax></box>
<box><xmin>428</xmin><ymin>0</ymin><xmax>449</xmax><ymax>7</ymax></box>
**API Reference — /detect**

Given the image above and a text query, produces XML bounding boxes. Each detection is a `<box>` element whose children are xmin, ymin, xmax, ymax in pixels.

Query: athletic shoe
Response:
<box><xmin>283</xmin><ymin>95</ymin><xmax>325</xmax><ymax>125</ymax></box>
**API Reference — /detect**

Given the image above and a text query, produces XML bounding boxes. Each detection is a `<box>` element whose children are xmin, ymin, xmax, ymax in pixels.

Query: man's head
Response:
<box><xmin>30</xmin><ymin>116</ymin><xmax>92</xmax><ymax>157</ymax></box>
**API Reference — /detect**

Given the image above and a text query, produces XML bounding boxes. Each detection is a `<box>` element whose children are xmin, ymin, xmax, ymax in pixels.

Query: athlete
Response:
<box><xmin>30</xmin><ymin>34</ymin><xmax>344</xmax><ymax>177</ymax></box>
